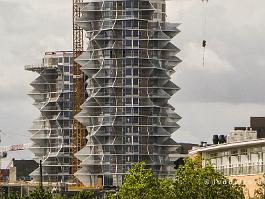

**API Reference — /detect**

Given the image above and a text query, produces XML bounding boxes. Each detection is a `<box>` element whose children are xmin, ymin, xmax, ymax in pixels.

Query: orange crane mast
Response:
<box><xmin>71</xmin><ymin>0</ymin><xmax>87</xmax><ymax>182</ymax></box>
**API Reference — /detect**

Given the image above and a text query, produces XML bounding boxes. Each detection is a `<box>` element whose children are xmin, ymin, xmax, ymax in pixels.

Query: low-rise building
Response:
<box><xmin>189</xmin><ymin>117</ymin><xmax>265</xmax><ymax>198</ymax></box>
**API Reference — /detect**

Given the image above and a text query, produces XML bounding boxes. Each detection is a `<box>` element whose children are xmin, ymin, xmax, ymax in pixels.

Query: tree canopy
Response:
<box><xmin>111</xmin><ymin>158</ymin><xmax>245</xmax><ymax>199</ymax></box>
<box><xmin>174</xmin><ymin>158</ymin><xmax>244</xmax><ymax>199</ymax></box>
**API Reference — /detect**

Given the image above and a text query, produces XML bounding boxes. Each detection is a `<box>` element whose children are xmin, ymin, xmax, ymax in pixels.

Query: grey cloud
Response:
<box><xmin>167</xmin><ymin>0</ymin><xmax>265</xmax><ymax>104</ymax></box>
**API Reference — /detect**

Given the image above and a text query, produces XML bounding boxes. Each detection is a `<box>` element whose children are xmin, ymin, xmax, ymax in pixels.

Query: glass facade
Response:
<box><xmin>74</xmin><ymin>0</ymin><xmax>181</xmax><ymax>187</ymax></box>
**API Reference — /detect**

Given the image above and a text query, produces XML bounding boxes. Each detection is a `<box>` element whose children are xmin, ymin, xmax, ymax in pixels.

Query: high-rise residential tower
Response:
<box><xmin>74</xmin><ymin>0</ymin><xmax>181</xmax><ymax>187</ymax></box>
<box><xmin>25</xmin><ymin>51</ymin><xmax>74</xmax><ymax>183</ymax></box>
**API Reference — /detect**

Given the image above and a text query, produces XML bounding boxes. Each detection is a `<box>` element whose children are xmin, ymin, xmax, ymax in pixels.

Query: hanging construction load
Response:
<box><xmin>202</xmin><ymin>0</ymin><xmax>208</xmax><ymax>67</ymax></box>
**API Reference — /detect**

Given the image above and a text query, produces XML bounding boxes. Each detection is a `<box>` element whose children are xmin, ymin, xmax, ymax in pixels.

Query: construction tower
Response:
<box><xmin>73</xmin><ymin>0</ymin><xmax>181</xmax><ymax>187</ymax></box>
<box><xmin>71</xmin><ymin>0</ymin><xmax>87</xmax><ymax>181</ymax></box>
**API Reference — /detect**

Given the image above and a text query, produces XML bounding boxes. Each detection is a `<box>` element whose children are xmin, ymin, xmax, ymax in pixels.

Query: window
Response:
<box><xmin>64</xmin><ymin>129</ymin><xmax>70</xmax><ymax>136</ymax></box>
<box><xmin>133</xmin><ymin>127</ymin><xmax>139</xmax><ymax>134</ymax></box>
<box><xmin>64</xmin><ymin>66</ymin><xmax>69</xmax><ymax>72</ymax></box>
<box><xmin>58</xmin><ymin>57</ymin><xmax>63</xmax><ymax>64</ymax></box>
<box><xmin>64</xmin><ymin>111</ymin><xmax>70</xmax><ymax>117</ymax></box>
<box><xmin>125</xmin><ymin>11</ymin><xmax>132</xmax><ymax>16</ymax></box>
<box><xmin>133</xmin><ymin>98</ymin><xmax>139</xmax><ymax>104</ymax></box>
<box><xmin>125</xmin><ymin>30</ymin><xmax>132</xmax><ymax>37</ymax></box>
<box><xmin>133</xmin><ymin>20</ymin><xmax>138</xmax><ymax>28</ymax></box>
<box><xmin>104</xmin><ymin>156</ymin><xmax>110</xmax><ymax>162</ymax></box>
<box><xmin>126</xmin><ymin>108</ymin><xmax>132</xmax><ymax>114</ymax></box>
<box><xmin>124</xmin><ymin>88</ymin><xmax>131</xmax><ymax>95</ymax></box>
<box><xmin>133</xmin><ymin>11</ymin><xmax>138</xmax><ymax>17</ymax></box>
<box><xmin>125</xmin><ymin>21</ymin><xmax>132</xmax><ymax>27</ymax></box>
<box><xmin>64</xmin><ymin>93</ymin><xmax>70</xmax><ymax>99</ymax></box>
<box><xmin>125</xmin><ymin>79</ymin><xmax>132</xmax><ymax>85</ymax></box>
<box><xmin>133</xmin><ymin>78</ymin><xmax>139</xmax><ymax>85</ymax></box>
<box><xmin>125</xmin><ymin>68</ymin><xmax>132</xmax><ymax>76</ymax></box>
<box><xmin>133</xmin><ymin>1</ymin><xmax>138</xmax><ymax>8</ymax></box>
<box><xmin>64</xmin><ymin>139</ymin><xmax>69</xmax><ymax>145</ymax></box>
<box><xmin>133</xmin><ymin>89</ymin><xmax>139</xmax><ymax>95</ymax></box>
<box><xmin>133</xmin><ymin>69</ymin><xmax>139</xmax><ymax>76</ymax></box>
<box><xmin>133</xmin><ymin>30</ymin><xmax>138</xmax><ymax>37</ymax></box>
<box><xmin>133</xmin><ymin>136</ymin><xmax>139</xmax><ymax>143</ymax></box>
<box><xmin>133</xmin><ymin>50</ymin><xmax>139</xmax><ymax>56</ymax></box>
<box><xmin>64</xmin><ymin>84</ymin><xmax>70</xmax><ymax>90</ymax></box>
<box><xmin>125</xmin><ymin>1</ymin><xmax>131</xmax><ymax>8</ymax></box>
<box><xmin>104</xmin><ymin>1</ymin><xmax>112</xmax><ymax>9</ymax></box>
<box><xmin>126</xmin><ymin>117</ymin><xmax>132</xmax><ymax>124</ymax></box>
<box><xmin>133</xmin><ymin>117</ymin><xmax>139</xmax><ymax>124</ymax></box>
<box><xmin>126</xmin><ymin>50</ymin><xmax>132</xmax><ymax>57</ymax></box>
<box><xmin>133</xmin><ymin>40</ymin><xmax>138</xmax><ymax>47</ymax></box>
<box><xmin>126</xmin><ymin>40</ymin><xmax>132</xmax><ymax>47</ymax></box>
<box><xmin>133</xmin><ymin>147</ymin><xmax>139</xmax><ymax>154</ymax></box>
<box><xmin>126</xmin><ymin>98</ymin><xmax>132</xmax><ymax>104</ymax></box>
<box><xmin>126</xmin><ymin>59</ymin><xmax>132</xmax><ymax>65</ymax></box>
<box><xmin>133</xmin><ymin>59</ymin><xmax>138</xmax><ymax>66</ymax></box>
<box><xmin>126</xmin><ymin>127</ymin><xmax>132</xmax><ymax>134</ymax></box>
<box><xmin>64</xmin><ymin>57</ymin><xmax>70</xmax><ymax>63</ymax></box>
<box><xmin>64</xmin><ymin>75</ymin><xmax>70</xmax><ymax>81</ymax></box>
<box><xmin>133</xmin><ymin>155</ymin><xmax>139</xmax><ymax>162</ymax></box>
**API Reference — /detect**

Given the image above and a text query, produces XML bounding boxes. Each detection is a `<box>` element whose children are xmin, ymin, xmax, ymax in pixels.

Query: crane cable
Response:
<box><xmin>202</xmin><ymin>0</ymin><xmax>208</xmax><ymax>68</ymax></box>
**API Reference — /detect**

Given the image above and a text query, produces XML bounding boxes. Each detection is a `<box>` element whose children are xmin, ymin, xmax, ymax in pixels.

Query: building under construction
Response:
<box><xmin>74</xmin><ymin>0</ymin><xmax>181</xmax><ymax>187</ymax></box>
<box><xmin>25</xmin><ymin>51</ymin><xmax>74</xmax><ymax>183</ymax></box>
<box><xmin>25</xmin><ymin>0</ymin><xmax>181</xmax><ymax>188</ymax></box>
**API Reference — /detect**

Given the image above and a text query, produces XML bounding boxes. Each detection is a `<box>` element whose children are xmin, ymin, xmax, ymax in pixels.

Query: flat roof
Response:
<box><xmin>189</xmin><ymin>139</ymin><xmax>265</xmax><ymax>155</ymax></box>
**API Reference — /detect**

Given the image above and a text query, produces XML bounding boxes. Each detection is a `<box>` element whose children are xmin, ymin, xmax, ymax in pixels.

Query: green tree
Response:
<box><xmin>53</xmin><ymin>194</ymin><xmax>68</xmax><ymax>199</ymax></box>
<box><xmin>174</xmin><ymin>158</ymin><xmax>245</xmax><ymax>199</ymax></box>
<box><xmin>254</xmin><ymin>174</ymin><xmax>265</xmax><ymax>199</ymax></box>
<box><xmin>110</xmin><ymin>162</ymin><xmax>175</xmax><ymax>199</ymax></box>
<box><xmin>27</xmin><ymin>188</ymin><xmax>52</xmax><ymax>199</ymax></box>
<box><xmin>71</xmin><ymin>190</ymin><xmax>96</xmax><ymax>199</ymax></box>
<box><xmin>9</xmin><ymin>192</ymin><xmax>23</xmax><ymax>199</ymax></box>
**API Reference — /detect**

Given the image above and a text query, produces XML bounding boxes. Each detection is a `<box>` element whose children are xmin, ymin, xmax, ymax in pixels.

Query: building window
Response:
<box><xmin>126</xmin><ymin>98</ymin><xmax>132</xmax><ymax>104</ymax></box>
<box><xmin>133</xmin><ymin>69</ymin><xmax>139</xmax><ymax>76</ymax></box>
<box><xmin>126</xmin><ymin>41</ymin><xmax>132</xmax><ymax>47</ymax></box>
<box><xmin>64</xmin><ymin>66</ymin><xmax>69</xmax><ymax>72</ymax></box>
<box><xmin>125</xmin><ymin>69</ymin><xmax>132</xmax><ymax>76</ymax></box>
<box><xmin>125</xmin><ymin>79</ymin><xmax>132</xmax><ymax>86</ymax></box>
<box><xmin>64</xmin><ymin>84</ymin><xmax>70</xmax><ymax>90</ymax></box>
<box><xmin>126</xmin><ymin>107</ymin><xmax>132</xmax><ymax>114</ymax></box>
<box><xmin>133</xmin><ymin>78</ymin><xmax>139</xmax><ymax>85</ymax></box>
<box><xmin>133</xmin><ymin>89</ymin><xmax>139</xmax><ymax>95</ymax></box>
<box><xmin>133</xmin><ymin>40</ymin><xmax>138</xmax><ymax>47</ymax></box>
<box><xmin>64</xmin><ymin>75</ymin><xmax>70</xmax><ymax>81</ymax></box>
<box><xmin>133</xmin><ymin>98</ymin><xmax>139</xmax><ymax>105</ymax></box>
<box><xmin>64</xmin><ymin>57</ymin><xmax>70</xmax><ymax>63</ymax></box>
<box><xmin>58</xmin><ymin>57</ymin><xmax>63</xmax><ymax>64</ymax></box>
<box><xmin>125</xmin><ymin>30</ymin><xmax>132</xmax><ymax>37</ymax></box>
<box><xmin>133</xmin><ymin>108</ymin><xmax>139</xmax><ymax>114</ymax></box>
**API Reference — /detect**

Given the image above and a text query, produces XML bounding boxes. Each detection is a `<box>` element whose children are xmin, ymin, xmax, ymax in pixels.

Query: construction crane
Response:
<box><xmin>71</xmin><ymin>0</ymin><xmax>86</xmax><ymax>182</ymax></box>
<box><xmin>0</xmin><ymin>143</ymin><xmax>32</xmax><ymax>169</ymax></box>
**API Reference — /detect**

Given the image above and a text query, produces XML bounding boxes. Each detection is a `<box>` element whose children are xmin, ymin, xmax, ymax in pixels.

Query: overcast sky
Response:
<box><xmin>0</xmin><ymin>0</ymin><xmax>265</xmax><ymax>162</ymax></box>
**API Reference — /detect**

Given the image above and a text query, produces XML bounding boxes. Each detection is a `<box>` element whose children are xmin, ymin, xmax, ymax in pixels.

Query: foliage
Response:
<box><xmin>174</xmin><ymin>157</ymin><xmax>245</xmax><ymax>199</ymax></box>
<box><xmin>53</xmin><ymin>194</ymin><xmax>68</xmax><ymax>199</ymax></box>
<box><xmin>27</xmin><ymin>188</ymin><xmax>52</xmax><ymax>199</ymax></box>
<box><xmin>254</xmin><ymin>174</ymin><xmax>265</xmax><ymax>199</ymax></box>
<box><xmin>110</xmin><ymin>159</ymin><xmax>245</xmax><ymax>199</ymax></box>
<box><xmin>9</xmin><ymin>192</ymin><xmax>23</xmax><ymax>199</ymax></box>
<box><xmin>71</xmin><ymin>190</ymin><xmax>96</xmax><ymax>199</ymax></box>
<box><xmin>110</xmin><ymin>162</ymin><xmax>175</xmax><ymax>199</ymax></box>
